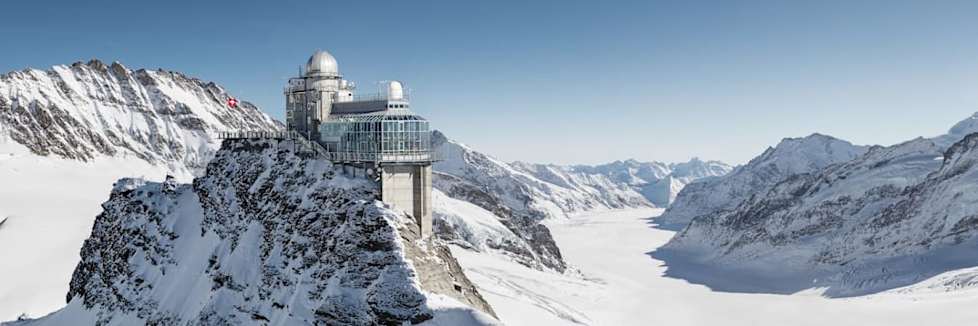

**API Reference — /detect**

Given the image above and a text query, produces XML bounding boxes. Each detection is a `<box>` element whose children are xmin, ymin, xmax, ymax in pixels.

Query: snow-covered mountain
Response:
<box><xmin>11</xmin><ymin>139</ymin><xmax>499</xmax><ymax>326</ymax></box>
<box><xmin>569</xmin><ymin>158</ymin><xmax>733</xmax><ymax>206</ymax></box>
<box><xmin>0</xmin><ymin>61</ymin><xmax>279</xmax><ymax>320</ymax></box>
<box><xmin>433</xmin><ymin>131</ymin><xmax>639</xmax><ymax>273</ymax></box>
<box><xmin>430</xmin><ymin>131</ymin><xmax>731</xmax><ymax>273</ymax></box>
<box><xmin>508</xmin><ymin>161</ymin><xmax>653</xmax><ymax>210</ymax></box>
<box><xmin>434</xmin><ymin>131</ymin><xmax>651</xmax><ymax>221</ymax></box>
<box><xmin>658</xmin><ymin>113</ymin><xmax>978</xmax><ymax>297</ymax></box>
<box><xmin>657</xmin><ymin>133</ymin><xmax>867</xmax><ymax>228</ymax></box>
<box><xmin>0</xmin><ymin>60</ymin><xmax>280</xmax><ymax>175</ymax></box>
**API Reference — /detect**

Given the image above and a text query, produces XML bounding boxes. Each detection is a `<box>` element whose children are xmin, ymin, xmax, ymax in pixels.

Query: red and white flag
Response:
<box><xmin>227</xmin><ymin>97</ymin><xmax>239</xmax><ymax>108</ymax></box>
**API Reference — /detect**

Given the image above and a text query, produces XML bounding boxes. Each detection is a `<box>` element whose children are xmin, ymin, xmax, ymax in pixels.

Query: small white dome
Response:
<box><xmin>305</xmin><ymin>50</ymin><xmax>339</xmax><ymax>77</ymax></box>
<box><xmin>388</xmin><ymin>80</ymin><xmax>404</xmax><ymax>100</ymax></box>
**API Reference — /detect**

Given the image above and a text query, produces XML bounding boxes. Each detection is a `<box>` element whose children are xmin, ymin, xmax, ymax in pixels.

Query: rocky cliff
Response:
<box><xmin>0</xmin><ymin>60</ymin><xmax>283</xmax><ymax>321</ymax></box>
<box><xmin>12</xmin><ymin>139</ymin><xmax>497</xmax><ymax>325</ymax></box>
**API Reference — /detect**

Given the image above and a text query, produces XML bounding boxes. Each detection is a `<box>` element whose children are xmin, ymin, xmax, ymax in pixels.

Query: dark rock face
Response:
<box><xmin>0</xmin><ymin>60</ymin><xmax>280</xmax><ymax>174</ymax></box>
<box><xmin>434</xmin><ymin>172</ymin><xmax>566</xmax><ymax>272</ymax></box>
<box><xmin>47</xmin><ymin>139</ymin><xmax>494</xmax><ymax>325</ymax></box>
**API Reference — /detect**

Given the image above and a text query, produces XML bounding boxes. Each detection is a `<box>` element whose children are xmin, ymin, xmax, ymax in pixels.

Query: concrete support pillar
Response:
<box><xmin>380</xmin><ymin>164</ymin><xmax>433</xmax><ymax>237</ymax></box>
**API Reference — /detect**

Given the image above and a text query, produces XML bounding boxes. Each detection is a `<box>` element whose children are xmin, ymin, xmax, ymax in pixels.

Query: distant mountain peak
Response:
<box><xmin>659</xmin><ymin>132</ymin><xmax>866</xmax><ymax>227</ymax></box>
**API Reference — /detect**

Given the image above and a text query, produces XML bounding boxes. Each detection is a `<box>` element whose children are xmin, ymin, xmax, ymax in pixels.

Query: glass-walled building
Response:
<box><xmin>285</xmin><ymin>49</ymin><xmax>435</xmax><ymax>236</ymax></box>
<box><xmin>318</xmin><ymin>112</ymin><xmax>433</xmax><ymax>163</ymax></box>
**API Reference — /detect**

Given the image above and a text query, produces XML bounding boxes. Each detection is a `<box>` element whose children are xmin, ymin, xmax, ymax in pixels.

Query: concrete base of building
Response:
<box><xmin>379</xmin><ymin>164</ymin><xmax>433</xmax><ymax>237</ymax></box>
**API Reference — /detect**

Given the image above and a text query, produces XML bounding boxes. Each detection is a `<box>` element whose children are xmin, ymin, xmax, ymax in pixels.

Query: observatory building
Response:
<box><xmin>285</xmin><ymin>50</ymin><xmax>434</xmax><ymax>236</ymax></box>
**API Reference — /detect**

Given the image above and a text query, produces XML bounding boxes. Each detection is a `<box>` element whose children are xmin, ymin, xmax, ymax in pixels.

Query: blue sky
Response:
<box><xmin>3</xmin><ymin>0</ymin><xmax>978</xmax><ymax>165</ymax></box>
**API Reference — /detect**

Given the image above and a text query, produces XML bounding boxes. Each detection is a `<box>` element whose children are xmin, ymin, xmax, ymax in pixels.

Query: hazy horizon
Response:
<box><xmin>3</xmin><ymin>0</ymin><xmax>978</xmax><ymax>165</ymax></box>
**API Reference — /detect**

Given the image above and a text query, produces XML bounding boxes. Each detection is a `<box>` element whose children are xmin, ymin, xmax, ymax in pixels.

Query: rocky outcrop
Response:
<box><xmin>433</xmin><ymin>172</ymin><xmax>566</xmax><ymax>272</ymax></box>
<box><xmin>434</xmin><ymin>131</ymin><xmax>625</xmax><ymax>273</ymax></box>
<box><xmin>0</xmin><ymin>60</ymin><xmax>280</xmax><ymax>175</ymax></box>
<box><xmin>15</xmin><ymin>139</ymin><xmax>495</xmax><ymax>325</ymax></box>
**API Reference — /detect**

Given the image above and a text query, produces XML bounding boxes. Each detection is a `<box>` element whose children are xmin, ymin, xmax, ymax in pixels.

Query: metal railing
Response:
<box><xmin>216</xmin><ymin>130</ymin><xmax>436</xmax><ymax>163</ymax></box>
<box><xmin>217</xmin><ymin>131</ymin><xmax>303</xmax><ymax>140</ymax></box>
<box><xmin>350</xmin><ymin>92</ymin><xmax>410</xmax><ymax>102</ymax></box>
<box><xmin>323</xmin><ymin>151</ymin><xmax>436</xmax><ymax>163</ymax></box>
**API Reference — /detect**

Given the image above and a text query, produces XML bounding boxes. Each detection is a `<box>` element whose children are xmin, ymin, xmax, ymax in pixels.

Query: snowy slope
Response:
<box><xmin>433</xmin><ymin>173</ymin><xmax>567</xmax><ymax>272</ymax></box>
<box><xmin>434</xmin><ymin>131</ymin><xmax>651</xmax><ymax>221</ymax></box>
<box><xmin>431</xmin><ymin>131</ymin><xmax>728</xmax><ymax>273</ymax></box>
<box><xmin>0</xmin><ymin>61</ymin><xmax>280</xmax><ymax>321</ymax></box>
<box><xmin>659</xmin><ymin>112</ymin><xmax>978</xmax><ymax>297</ymax></box>
<box><xmin>432</xmin><ymin>131</ymin><xmax>653</xmax><ymax>273</ymax></box>
<box><xmin>9</xmin><ymin>139</ymin><xmax>498</xmax><ymax>325</ymax></box>
<box><xmin>658</xmin><ymin>133</ymin><xmax>867</xmax><ymax>228</ymax></box>
<box><xmin>454</xmin><ymin>208</ymin><xmax>978</xmax><ymax>326</ymax></box>
<box><xmin>936</xmin><ymin>111</ymin><xmax>978</xmax><ymax>148</ymax></box>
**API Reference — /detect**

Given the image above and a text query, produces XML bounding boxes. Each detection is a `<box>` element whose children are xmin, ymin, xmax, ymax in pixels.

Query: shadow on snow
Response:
<box><xmin>642</xmin><ymin>216</ymin><xmax>978</xmax><ymax>298</ymax></box>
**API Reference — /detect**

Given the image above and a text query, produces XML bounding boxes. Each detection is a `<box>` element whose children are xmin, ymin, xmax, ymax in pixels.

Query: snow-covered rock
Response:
<box><xmin>0</xmin><ymin>60</ymin><xmax>280</xmax><ymax>175</ymax></box>
<box><xmin>433</xmin><ymin>173</ymin><xmax>566</xmax><ymax>272</ymax></box>
<box><xmin>936</xmin><ymin>111</ymin><xmax>978</xmax><ymax>148</ymax></box>
<box><xmin>0</xmin><ymin>61</ymin><xmax>279</xmax><ymax>320</ymax></box>
<box><xmin>657</xmin><ymin>133</ymin><xmax>867</xmax><ymax>228</ymax></box>
<box><xmin>10</xmin><ymin>139</ymin><xmax>497</xmax><ymax>325</ymax></box>
<box><xmin>659</xmin><ymin>113</ymin><xmax>978</xmax><ymax>296</ymax></box>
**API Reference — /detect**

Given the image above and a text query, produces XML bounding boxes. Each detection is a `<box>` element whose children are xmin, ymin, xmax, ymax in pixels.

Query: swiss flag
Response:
<box><xmin>227</xmin><ymin>97</ymin><xmax>239</xmax><ymax>108</ymax></box>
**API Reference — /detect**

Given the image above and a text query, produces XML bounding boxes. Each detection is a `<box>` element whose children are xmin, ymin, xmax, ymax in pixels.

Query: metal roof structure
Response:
<box><xmin>328</xmin><ymin>110</ymin><xmax>428</xmax><ymax>123</ymax></box>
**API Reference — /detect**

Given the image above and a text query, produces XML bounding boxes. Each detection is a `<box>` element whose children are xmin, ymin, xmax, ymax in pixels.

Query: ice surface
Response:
<box><xmin>453</xmin><ymin>208</ymin><xmax>978</xmax><ymax>325</ymax></box>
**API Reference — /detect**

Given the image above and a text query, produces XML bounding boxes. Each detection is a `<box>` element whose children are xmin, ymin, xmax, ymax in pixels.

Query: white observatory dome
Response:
<box><xmin>305</xmin><ymin>50</ymin><xmax>339</xmax><ymax>77</ymax></box>
<box><xmin>388</xmin><ymin>80</ymin><xmax>404</xmax><ymax>100</ymax></box>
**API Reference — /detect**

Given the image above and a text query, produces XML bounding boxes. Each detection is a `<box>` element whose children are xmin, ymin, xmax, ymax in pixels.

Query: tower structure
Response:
<box><xmin>285</xmin><ymin>50</ymin><xmax>434</xmax><ymax>236</ymax></box>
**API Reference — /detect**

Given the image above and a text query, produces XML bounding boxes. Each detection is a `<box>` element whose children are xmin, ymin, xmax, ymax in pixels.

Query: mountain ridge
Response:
<box><xmin>0</xmin><ymin>59</ymin><xmax>280</xmax><ymax>176</ymax></box>
<box><xmin>656</xmin><ymin>112</ymin><xmax>978</xmax><ymax>297</ymax></box>
<box><xmin>657</xmin><ymin>133</ymin><xmax>868</xmax><ymax>228</ymax></box>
